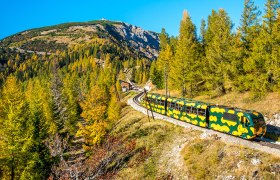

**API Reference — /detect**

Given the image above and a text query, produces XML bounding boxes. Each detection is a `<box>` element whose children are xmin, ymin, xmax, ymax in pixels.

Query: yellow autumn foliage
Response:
<box><xmin>77</xmin><ymin>85</ymin><xmax>109</xmax><ymax>147</ymax></box>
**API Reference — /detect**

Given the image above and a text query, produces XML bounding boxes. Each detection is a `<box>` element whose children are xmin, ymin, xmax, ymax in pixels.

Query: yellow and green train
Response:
<box><xmin>142</xmin><ymin>93</ymin><xmax>266</xmax><ymax>139</ymax></box>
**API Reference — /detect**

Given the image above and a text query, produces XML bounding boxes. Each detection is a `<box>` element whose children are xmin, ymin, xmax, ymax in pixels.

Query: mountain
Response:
<box><xmin>0</xmin><ymin>20</ymin><xmax>159</xmax><ymax>60</ymax></box>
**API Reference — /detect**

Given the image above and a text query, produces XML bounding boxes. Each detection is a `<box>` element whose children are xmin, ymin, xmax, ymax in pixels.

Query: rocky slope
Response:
<box><xmin>0</xmin><ymin>20</ymin><xmax>159</xmax><ymax>60</ymax></box>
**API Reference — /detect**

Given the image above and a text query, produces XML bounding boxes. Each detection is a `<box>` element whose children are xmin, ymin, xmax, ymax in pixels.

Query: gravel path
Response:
<box><xmin>128</xmin><ymin>96</ymin><xmax>280</xmax><ymax>157</ymax></box>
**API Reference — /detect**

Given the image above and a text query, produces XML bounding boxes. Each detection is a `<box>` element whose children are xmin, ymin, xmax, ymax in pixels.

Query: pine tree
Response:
<box><xmin>239</xmin><ymin>0</ymin><xmax>261</xmax><ymax>49</ymax></box>
<box><xmin>263</xmin><ymin>0</ymin><xmax>279</xmax><ymax>34</ymax></box>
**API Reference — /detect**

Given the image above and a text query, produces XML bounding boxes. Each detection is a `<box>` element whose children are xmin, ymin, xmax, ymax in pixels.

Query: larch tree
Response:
<box><xmin>170</xmin><ymin>10</ymin><xmax>198</xmax><ymax>97</ymax></box>
<box><xmin>263</xmin><ymin>0</ymin><xmax>280</xmax><ymax>87</ymax></box>
<box><xmin>157</xmin><ymin>44</ymin><xmax>173</xmax><ymax>95</ymax></box>
<box><xmin>77</xmin><ymin>85</ymin><xmax>109</xmax><ymax>149</ymax></box>
<box><xmin>107</xmin><ymin>86</ymin><xmax>121</xmax><ymax>123</ymax></box>
<box><xmin>157</xmin><ymin>28</ymin><xmax>173</xmax><ymax>95</ymax></box>
<box><xmin>21</xmin><ymin>78</ymin><xmax>52</xmax><ymax>179</ymax></box>
<box><xmin>204</xmin><ymin>9</ymin><xmax>234</xmax><ymax>95</ymax></box>
<box><xmin>271</xmin><ymin>10</ymin><xmax>280</xmax><ymax>90</ymax></box>
<box><xmin>0</xmin><ymin>76</ymin><xmax>28</xmax><ymax>180</ymax></box>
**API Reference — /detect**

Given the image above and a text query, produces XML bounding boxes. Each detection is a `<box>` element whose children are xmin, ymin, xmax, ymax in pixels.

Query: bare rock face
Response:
<box><xmin>110</xmin><ymin>23</ymin><xmax>159</xmax><ymax>59</ymax></box>
<box><xmin>265</xmin><ymin>113</ymin><xmax>280</xmax><ymax>135</ymax></box>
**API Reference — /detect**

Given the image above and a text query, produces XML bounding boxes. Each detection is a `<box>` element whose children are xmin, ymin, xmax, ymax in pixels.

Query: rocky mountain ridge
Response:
<box><xmin>0</xmin><ymin>20</ymin><xmax>159</xmax><ymax>60</ymax></box>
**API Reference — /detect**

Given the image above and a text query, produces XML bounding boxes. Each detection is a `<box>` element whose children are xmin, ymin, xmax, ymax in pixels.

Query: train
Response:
<box><xmin>141</xmin><ymin>93</ymin><xmax>266</xmax><ymax>139</ymax></box>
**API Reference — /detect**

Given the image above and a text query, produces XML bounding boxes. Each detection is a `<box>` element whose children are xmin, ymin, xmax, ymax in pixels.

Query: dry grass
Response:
<box><xmin>181</xmin><ymin>137</ymin><xmax>280</xmax><ymax>180</ymax></box>
<box><xmin>195</xmin><ymin>92</ymin><xmax>280</xmax><ymax>116</ymax></box>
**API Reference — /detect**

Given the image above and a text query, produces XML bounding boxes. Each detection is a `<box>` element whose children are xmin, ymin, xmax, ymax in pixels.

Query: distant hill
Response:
<box><xmin>0</xmin><ymin>20</ymin><xmax>159</xmax><ymax>60</ymax></box>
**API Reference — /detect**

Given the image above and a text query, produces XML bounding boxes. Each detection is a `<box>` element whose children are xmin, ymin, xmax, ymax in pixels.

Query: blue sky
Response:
<box><xmin>0</xmin><ymin>0</ymin><xmax>265</xmax><ymax>40</ymax></box>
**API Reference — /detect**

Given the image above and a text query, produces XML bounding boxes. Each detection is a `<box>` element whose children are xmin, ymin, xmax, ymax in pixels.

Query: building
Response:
<box><xmin>119</xmin><ymin>80</ymin><xmax>132</xmax><ymax>92</ymax></box>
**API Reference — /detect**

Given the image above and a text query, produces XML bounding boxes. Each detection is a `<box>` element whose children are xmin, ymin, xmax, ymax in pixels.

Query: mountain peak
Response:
<box><xmin>0</xmin><ymin>20</ymin><xmax>159</xmax><ymax>60</ymax></box>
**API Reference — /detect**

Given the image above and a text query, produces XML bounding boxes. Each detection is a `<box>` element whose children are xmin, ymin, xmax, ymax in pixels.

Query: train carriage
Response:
<box><xmin>142</xmin><ymin>92</ymin><xmax>266</xmax><ymax>140</ymax></box>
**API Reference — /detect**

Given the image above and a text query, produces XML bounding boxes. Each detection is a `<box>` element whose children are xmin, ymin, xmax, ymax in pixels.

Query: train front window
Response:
<box><xmin>253</xmin><ymin>118</ymin><xmax>265</xmax><ymax>125</ymax></box>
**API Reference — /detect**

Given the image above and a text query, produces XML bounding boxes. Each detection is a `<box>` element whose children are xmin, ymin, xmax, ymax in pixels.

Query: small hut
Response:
<box><xmin>119</xmin><ymin>80</ymin><xmax>132</xmax><ymax>92</ymax></box>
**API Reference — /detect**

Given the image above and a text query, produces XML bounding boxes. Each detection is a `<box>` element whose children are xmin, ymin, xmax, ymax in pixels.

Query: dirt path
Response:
<box><xmin>156</xmin><ymin>129</ymin><xmax>196</xmax><ymax>179</ymax></box>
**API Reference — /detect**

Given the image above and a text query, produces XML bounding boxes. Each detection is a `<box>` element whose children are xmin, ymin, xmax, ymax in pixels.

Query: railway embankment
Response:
<box><xmin>127</xmin><ymin>93</ymin><xmax>280</xmax><ymax>157</ymax></box>
<box><xmin>122</xmin><ymin>93</ymin><xmax>280</xmax><ymax>179</ymax></box>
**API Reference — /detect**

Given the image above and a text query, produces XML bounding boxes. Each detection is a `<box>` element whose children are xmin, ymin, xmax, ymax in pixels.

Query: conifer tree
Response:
<box><xmin>107</xmin><ymin>86</ymin><xmax>121</xmax><ymax>123</ymax></box>
<box><xmin>271</xmin><ymin>10</ymin><xmax>280</xmax><ymax>90</ymax></box>
<box><xmin>247</xmin><ymin>0</ymin><xmax>279</xmax><ymax>96</ymax></box>
<box><xmin>170</xmin><ymin>10</ymin><xmax>198</xmax><ymax>97</ymax></box>
<box><xmin>263</xmin><ymin>0</ymin><xmax>279</xmax><ymax>34</ymax></box>
<box><xmin>149</xmin><ymin>61</ymin><xmax>163</xmax><ymax>88</ymax></box>
<box><xmin>240</xmin><ymin>0</ymin><xmax>261</xmax><ymax>49</ymax></box>
<box><xmin>157</xmin><ymin>44</ymin><xmax>173</xmax><ymax>94</ymax></box>
<box><xmin>204</xmin><ymin>9</ymin><xmax>234</xmax><ymax>95</ymax></box>
<box><xmin>77</xmin><ymin>85</ymin><xmax>109</xmax><ymax>148</ymax></box>
<box><xmin>50</xmin><ymin>71</ymin><xmax>69</xmax><ymax>135</ymax></box>
<box><xmin>159</xmin><ymin>28</ymin><xmax>169</xmax><ymax>51</ymax></box>
<box><xmin>21</xmin><ymin>78</ymin><xmax>52</xmax><ymax>179</ymax></box>
<box><xmin>0</xmin><ymin>76</ymin><xmax>28</xmax><ymax>179</ymax></box>
<box><xmin>63</xmin><ymin>73</ymin><xmax>80</xmax><ymax>135</ymax></box>
<box><xmin>237</xmin><ymin>0</ymin><xmax>261</xmax><ymax>92</ymax></box>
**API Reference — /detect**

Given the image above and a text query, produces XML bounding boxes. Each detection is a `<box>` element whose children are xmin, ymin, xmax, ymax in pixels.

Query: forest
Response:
<box><xmin>0</xmin><ymin>0</ymin><xmax>279</xmax><ymax>179</ymax></box>
<box><xmin>152</xmin><ymin>0</ymin><xmax>280</xmax><ymax>98</ymax></box>
<box><xmin>0</xmin><ymin>37</ymin><xmax>149</xmax><ymax>178</ymax></box>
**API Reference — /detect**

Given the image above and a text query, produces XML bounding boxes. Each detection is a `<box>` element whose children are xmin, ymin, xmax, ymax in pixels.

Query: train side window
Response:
<box><xmin>241</xmin><ymin>116</ymin><xmax>249</xmax><ymax>127</ymax></box>
<box><xmin>185</xmin><ymin>106</ymin><xmax>191</xmax><ymax>113</ymax></box>
<box><xmin>223</xmin><ymin>113</ymin><xmax>238</xmax><ymax>122</ymax></box>
<box><xmin>191</xmin><ymin>107</ymin><xmax>197</xmax><ymax>114</ymax></box>
<box><xmin>167</xmin><ymin>102</ymin><xmax>171</xmax><ymax>108</ymax></box>
<box><xmin>176</xmin><ymin>104</ymin><xmax>182</xmax><ymax>111</ymax></box>
<box><xmin>180</xmin><ymin>105</ymin><xmax>183</xmax><ymax>111</ymax></box>
<box><xmin>198</xmin><ymin>108</ymin><xmax>206</xmax><ymax>116</ymax></box>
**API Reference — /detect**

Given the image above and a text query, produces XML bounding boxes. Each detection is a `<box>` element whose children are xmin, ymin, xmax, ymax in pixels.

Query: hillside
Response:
<box><xmin>0</xmin><ymin>20</ymin><xmax>159</xmax><ymax>60</ymax></box>
<box><xmin>0</xmin><ymin>20</ymin><xmax>157</xmax><ymax>179</ymax></box>
<box><xmin>78</xmin><ymin>94</ymin><xmax>280</xmax><ymax>179</ymax></box>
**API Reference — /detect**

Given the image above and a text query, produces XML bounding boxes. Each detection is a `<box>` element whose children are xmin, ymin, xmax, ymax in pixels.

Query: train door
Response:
<box><xmin>164</xmin><ymin>99</ymin><xmax>167</xmax><ymax>116</ymax></box>
<box><xmin>206</xmin><ymin>106</ymin><xmax>210</xmax><ymax>128</ymax></box>
<box><xmin>239</xmin><ymin>116</ymin><xmax>249</xmax><ymax>135</ymax></box>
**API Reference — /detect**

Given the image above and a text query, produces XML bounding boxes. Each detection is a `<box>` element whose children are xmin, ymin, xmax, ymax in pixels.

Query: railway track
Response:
<box><xmin>131</xmin><ymin>91</ymin><xmax>280</xmax><ymax>154</ymax></box>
